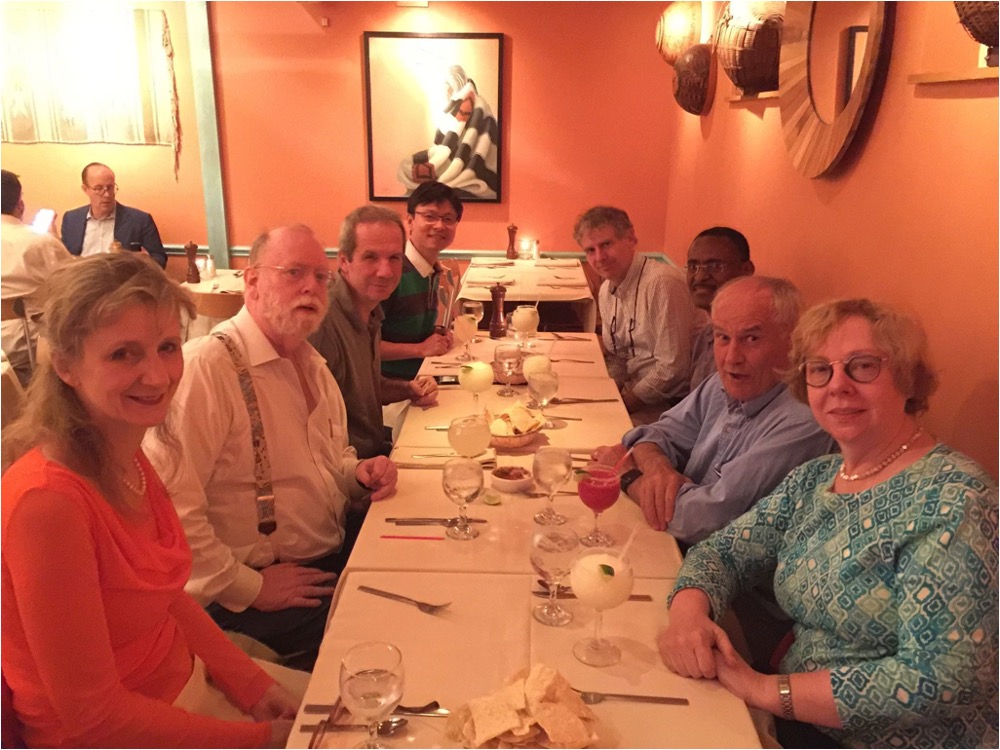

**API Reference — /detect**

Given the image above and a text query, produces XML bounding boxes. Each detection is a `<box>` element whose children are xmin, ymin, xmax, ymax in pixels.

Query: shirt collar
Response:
<box><xmin>610</xmin><ymin>254</ymin><xmax>646</xmax><ymax>296</ymax></box>
<box><xmin>725</xmin><ymin>380</ymin><xmax>788</xmax><ymax>418</ymax></box>
<box><xmin>331</xmin><ymin>273</ymin><xmax>384</xmax><ymax>332</ymax></box>
<box><xmin>405</xmin><ymin>240</ymin><xmax>438</xmax><ymax>278</ymax></box>
<box><xmin>86</xmin><ymin>204</ymin><xmax>116</xmax><ymax>221</ymax></box>
<box><xmin>1</xmin><ymin>214</ymin><xmax>21</xmax><ymax>227</ymax></box>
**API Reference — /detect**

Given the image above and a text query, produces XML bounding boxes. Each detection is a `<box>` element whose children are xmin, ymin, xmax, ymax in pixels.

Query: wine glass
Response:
<box><xmin>512</xmin><ymin>305</ymin><xmax>540</xmax><ymax>349</ymax></box>
<box><xmin>530</xmin><ymin>527</ymin><xmax>579</xmax><ymax>626</ymax></box>
<box><xmin>527</xmin><ymin>370</ymin><xmax>559</xmax><ymax>427</ymax></box>
<box><xmin>461</xmin><ymin>300</ymin><xmax>485</xmax><ymax>343</ymax></box>
<box><xmin>532</xmin><ymin>447</ymin><xmax>572</xmax><ymax>525</ymax></box>
<box><xmin>447</xmin><ymin>415</ymin><xmax>491</xmax><ymax>458</ymax></box>
<box><xmin>577</xmin><ymin>463</ymin><xmax>620</xmax><ymax>547</ymax></box>
<box><xmin>458</xmin><ymin>361</ymin><xmax>494</xmax><ymax>411</ymax></box>
<box><xmin>453</xmin><ymin>314</ymin><xmax>478</xmax><ymax>362</ymax></box>
<box><xmin>569</xmin><ymin>548</ymin><xmax>635</xmax><ymax>666</ymax></box>
<box><xmin>339</xmin><ymin>642</ymin><xmax>405</xmax><ymax>748</ymax></box>
<box><xmin>494</xmin><ymin>343</ymin><xmax>521</xmax><ymax>397</ymax></box>
<box><xmin>443</xmin><ymin>458</ymin><xmax>483</xmax><ymax>541</ymax></box>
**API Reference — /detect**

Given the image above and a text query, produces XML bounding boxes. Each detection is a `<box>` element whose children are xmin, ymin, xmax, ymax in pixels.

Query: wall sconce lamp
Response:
<box><xmin>656</xmin><ymin>2</ymin><xmax>717</xmax><ymax>116</ymax></box>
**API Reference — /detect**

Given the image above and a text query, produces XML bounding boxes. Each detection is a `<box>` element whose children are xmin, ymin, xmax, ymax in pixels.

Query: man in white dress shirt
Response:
<box><xmin>146</xmin><ymin>224</ymin><xmax>397</xmax><ymax>670</ymax></box>
<box><xmin>575</xmin><ymin>206</ymin><xmax>705</xmax><ymax>425</ymax></box>
<box><xmin>1</xmin><ymin>169</ymin><xmax>74</xmax><ymax>385</ymax></box>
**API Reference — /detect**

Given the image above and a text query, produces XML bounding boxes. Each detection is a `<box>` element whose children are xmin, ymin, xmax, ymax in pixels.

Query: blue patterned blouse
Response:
<box><xmin>673</xmin><ymin>444</ymin><xmax>999</xmax><ymax>748</ymax></box>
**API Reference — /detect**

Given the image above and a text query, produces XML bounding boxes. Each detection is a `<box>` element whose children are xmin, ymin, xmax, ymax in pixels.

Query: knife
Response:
<box><xmin>550</xmin><ymin>397</ymin><xmax>618</xmax><ymax>405</ymax></box>
<box><xmin>386</xmin><ymin>517</ymin><xmax>488</xmax><ymax>523</ymax></box>
<box><xmin>532</xmin><ymin>590</ymin><xmax>654</xmax><ymax>602</ymax></box>
<box><xmin>424</xmin><ymin>425</ymin><xmax>451</xmax><ymax>431</ymax></box>
<box><xmin>304</xmin><ymin>705</ymin><xmax>450</xmax><ymax>717</ymax></box>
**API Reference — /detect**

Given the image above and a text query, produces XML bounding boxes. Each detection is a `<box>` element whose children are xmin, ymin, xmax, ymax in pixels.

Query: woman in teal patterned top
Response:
<box><xmin>659</xmin><ymin>299</ymin><xmax>998</xmax><ymax>748</ymax></box>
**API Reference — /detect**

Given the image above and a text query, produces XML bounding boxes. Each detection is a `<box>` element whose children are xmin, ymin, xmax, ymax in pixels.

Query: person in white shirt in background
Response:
<box><xmin>575</xmin><ymin>205</ymin><xmax>705</xmax><ymax>425</ymax></box>
<box><xmin>0</xmin><ymin>169</ymin><xmax>74</xmax><ymax>386</ymax></box>
<box><xmin>145</xmin><ymin>224</ymin><xmax>397</xmax><ymax>671</ymax></box>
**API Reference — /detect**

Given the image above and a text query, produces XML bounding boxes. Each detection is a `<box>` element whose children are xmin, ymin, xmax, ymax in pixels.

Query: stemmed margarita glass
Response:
<box><xmin>569</xmin><ymin>548</ymin><xmax>635</xmax><ymax>666</ymax></box>
<box><xmin>511</xmin><ymin>305</ymin><xmax>540</xmax><ymax>349</ymax></box>
<box><xmin>453</xmin><ymin>314</ymin><xmax>478</xmax><ymax>362</ymax></box>
<box><xmin>442</xmin><ymin>458</ymin><xmax>483</xmax><ymax>541</ymax></box>
<box><xmin>339</xmin><ymin>641</ymin><xmax>405</xmax><ymax>748</ymax></box>
<box><xmin>458</xmin><ymin>361</ymin><xmax>493</xmax><ymax>411</ymax></box>
<box><xmin>577</xmin><ymin>463</ymin><xmax>620</xmax><ymax>547</ymax></box>
<box><xmin>494</xmin><ymin>344</ymin><xmax>521</xmax><ymax>397</ymax></box>
<box><xmin>532</xmin><ymin>447</ymin><xmax>572</xmax><ymax>525</ymax></box>
<box><xmin>461</xmin><ymin>300</ymin><xmax>485</xmax><ymax>343</ymax></box>
<box><xmin>527</xmin><ymin>370</ymin><xmax>559</xmax><ymax>427</ymax></box>
<box><xmin>529</xmin><ymin>527</ymin><xmax>579</xmax><ymax>626</ymax></box>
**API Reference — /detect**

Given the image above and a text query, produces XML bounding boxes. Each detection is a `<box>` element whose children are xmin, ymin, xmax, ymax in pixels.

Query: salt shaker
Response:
<box><xmin>205</xmin><ymin>254</ymin><xmax>217</xmax><ymax>279</ymax></box>
<box><xmin>489</xmin><ymin>282</ymin><xmax>508</xmax><ymax>339</ymax></box>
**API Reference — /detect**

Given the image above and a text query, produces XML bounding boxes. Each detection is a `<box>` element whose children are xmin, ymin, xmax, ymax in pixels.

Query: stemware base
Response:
<box><xmin>573</xmin><ymin>637</ymin><xmax>620</xmax><ymax>666</ymax></box>
<box><xmin>497</xmin><ymin>385</ymin><xmax>517</xmax><ymax>397</ymax></box>
<box><xmin>580</xmin><ymin>528</ymin><xmax>615</xmax><ymax>547</ymax></box>
<box><xmin>446</xmin><ymin>524</ymin><xmax>479</xmax><ymax>541</ymax></box>
<box><xmin>456</xmin><ymin>351</ymin><xmax>473</xmax><ymax>362</ymax></box>
<box><xmin>533</xmin><ymin>601</ymin><xmax>573</xmax><ymax>627</ymax></box>
<box><xmin>533</xmin><ymin>506</ymin><xmax>567</xmax><ymax>525</ymax></box>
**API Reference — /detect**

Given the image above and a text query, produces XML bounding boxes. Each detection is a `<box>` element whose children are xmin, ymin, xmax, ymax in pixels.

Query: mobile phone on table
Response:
<box><xmin>433</xmin><ymin>375</ymin><xmax>459</xmax><ymax>385</ymax></box>
<box><xmin>128</xmin><ymin>241</ymin><xmax>143</xmax><ymax>252</ymax></box>
<box><xmin>30</xmin><ymin>208</ymin><xmax>55</xmax><ymax>234</ymax></box>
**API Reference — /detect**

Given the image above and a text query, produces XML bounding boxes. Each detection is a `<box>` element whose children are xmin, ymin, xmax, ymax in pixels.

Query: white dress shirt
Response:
<box><xmin>599</xmin><ymin>254</ymin><xmax>705</xmax><ymax>405</ymax></box>
<box><xmin>81</xmin><ymin>209</ymin><xmax>116</xmax><ymax>256</ymax></box>
<box><xmin>145</xmin><ymin>307</ymin><xmax>365</xmax><ymax>612</ymax></box>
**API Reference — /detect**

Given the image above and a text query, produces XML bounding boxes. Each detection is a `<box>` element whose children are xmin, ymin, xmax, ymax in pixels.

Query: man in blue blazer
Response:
<box><xmin>60</xmin><ymin>163</ymin><xmax>167</xmax><ymax>268</ymax></box>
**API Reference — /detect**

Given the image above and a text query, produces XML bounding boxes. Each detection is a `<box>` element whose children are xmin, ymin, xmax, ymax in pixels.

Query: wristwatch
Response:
<box><xmin>620</xmin><ymin>468</ymin><xmax>643</xmax><ymax>494</ymax></box>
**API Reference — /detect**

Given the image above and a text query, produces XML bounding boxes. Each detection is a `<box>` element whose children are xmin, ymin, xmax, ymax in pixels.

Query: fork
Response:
<box><xmin>358</xmin><ymin>585</ymin><xmax>451</xmax><ymax>615</ymax></box>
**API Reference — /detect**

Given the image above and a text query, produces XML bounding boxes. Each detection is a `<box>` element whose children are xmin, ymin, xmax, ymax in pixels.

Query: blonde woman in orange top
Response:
<box><xmin>2</xmin><ymin>253</ymin><xmax>301</xmax><ymax>747</ymax></box>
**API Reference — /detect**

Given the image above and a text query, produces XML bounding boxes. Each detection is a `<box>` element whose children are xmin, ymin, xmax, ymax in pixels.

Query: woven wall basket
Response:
<box><xmin>954</xmin><ymin>1</ymin><xmax>999</xmax><ymax>47</ymax></box>
<box><xmin>673</xmin><ymin>43</ymin><xmax>714</xmax><ymax>115</ymax></box>
<box><xmin>715</xmin><ymin>2</ymin><xmax>784</xmax><ymax>94</ymax></box>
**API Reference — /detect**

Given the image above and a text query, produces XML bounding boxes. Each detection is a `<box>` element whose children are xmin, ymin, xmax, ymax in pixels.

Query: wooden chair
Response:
<box><xmin>0</xmin><ymin>298</ymin><xmax>36</xmax><ymax>373</ymax></box>
<box><xmin>1</xmin><ymin>360</ymin><xmax>25</xmax><ymax>433</ymax></box>
<box><xmin>191</xmin><ymin>291</ymin><xmax>244</xmax><ymax>320</ymax></box>
<box><xmin>581</xmin><ymin>261</ymin><xmax>604</xmax><ymax>332</ymax></box>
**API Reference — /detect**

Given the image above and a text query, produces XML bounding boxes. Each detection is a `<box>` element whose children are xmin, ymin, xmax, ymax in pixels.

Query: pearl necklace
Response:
<box><xmin>839</xmin><ymin>428</ymin><xmax>923</xmax><ymax>482</ymax></box>
<box><xmin>121</xmin><ymin>456</ymin><xmax>148</xmax><ymax>497</ymax></box>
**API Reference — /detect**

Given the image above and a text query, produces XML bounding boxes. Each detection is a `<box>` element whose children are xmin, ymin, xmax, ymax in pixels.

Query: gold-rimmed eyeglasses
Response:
<box><xmin>253</xmin><ymin>264</ymin><xmax>335</xmax><ymax>285</ymax></box>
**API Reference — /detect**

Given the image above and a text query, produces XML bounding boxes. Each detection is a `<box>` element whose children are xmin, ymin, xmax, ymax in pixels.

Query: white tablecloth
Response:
<box><xmin>290</xmin><ymin>571</ymin><xmax>760</xmax><ymax>748</ymax></box>
<box><xmin>180</xmin><ymin>268</ymin><xmax>244</xmax><ymax>339</ymax></box>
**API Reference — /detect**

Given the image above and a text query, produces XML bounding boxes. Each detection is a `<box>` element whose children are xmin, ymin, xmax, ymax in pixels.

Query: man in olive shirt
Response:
<box><xmin>311</xmin><ymin>206</ymin><xmax>438</xmax><ymax>458</ymax></box>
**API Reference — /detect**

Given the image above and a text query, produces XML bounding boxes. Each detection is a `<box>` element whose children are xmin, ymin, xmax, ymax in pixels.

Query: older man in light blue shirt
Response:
<box><xmin>597</xmin><ymin>276</ymin><xmax>835</xmax><ymax>547</ymax></box>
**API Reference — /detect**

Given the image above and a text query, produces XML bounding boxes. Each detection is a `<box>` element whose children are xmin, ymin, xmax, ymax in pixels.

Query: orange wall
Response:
<box><xmin>210</xmin><ymin>1</ymin><xmax>677</xmax><ymax>252</ymax></box>
<box><xmin>0</xmin><ymin>2</ymin><xmax>206</xmax><ymax>246</ymax></box>
<box><xmin>658</xmin><ymin>2</ymin><xmax>998</xmax><ymax>474</ymax></box>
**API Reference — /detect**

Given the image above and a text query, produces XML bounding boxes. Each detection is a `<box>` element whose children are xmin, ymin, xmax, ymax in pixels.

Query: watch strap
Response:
<box><xmin>777</xmin><ymin>674</ymin><xmax>795</xmax><ymax>721</ymax></box>
<box><xmin>620</xmin><ymin>468</ymin><xmax>643</xmax><ymax>493</ymax></box>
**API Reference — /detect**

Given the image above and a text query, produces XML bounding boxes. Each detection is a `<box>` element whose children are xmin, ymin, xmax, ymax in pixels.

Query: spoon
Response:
<box><xmin>302</xmin><ymin>717</ymin><xmax>409</xmax><ymax>735</ymax></box>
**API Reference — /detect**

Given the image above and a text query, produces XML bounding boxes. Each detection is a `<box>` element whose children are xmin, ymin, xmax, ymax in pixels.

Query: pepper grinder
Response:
<box><xmin>506</xmin><ymin>223</ymin><xmax>518</xmax><ymax>260</ymax></box>
<box><xmin>489</xmin><ymin>282</ymin><xmax>508</xmax><ymax>339</ymax></box>
<box><xmin>184</xmin><ymin>241</ymin><xmax>201</xmax><ymax>284</ymax></box>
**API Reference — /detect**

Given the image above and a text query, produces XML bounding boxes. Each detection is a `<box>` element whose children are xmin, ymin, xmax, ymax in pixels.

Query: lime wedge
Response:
<box><xmin>599</xmin><ymin>563</ymin><xmax>615</xmax><ymax>578</ymax></box>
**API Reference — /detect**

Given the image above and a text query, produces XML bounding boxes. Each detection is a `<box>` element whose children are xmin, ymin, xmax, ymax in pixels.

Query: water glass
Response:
<box><xmin>532</xmin><ymin>447</ymin><xmax>572</xmax><ymax>525</ymax></box>
<box><xmin>443</xmin><ymin>458</ymin><xmax>483</xmax><ymax>540</ymax></box>
<box><xmin>453</xmin><ymin>314</ymin><xmax>477</xmax><ymax>362</ymax></box>
<box><xmin>527</xmin><ymin>370</ymin><xmax>559</xmax><ymax>427</ymax></box>
<box><xmin>529</xmin><ymin>527</ymin><xmax>580</xmax><ymax>626</ymax></box>
<box><xmin>461</xmin><ymin>300</ymin><xmax>485</xmax><ymax>343</ymax></box>
<box><xmin>339</xmin><ymin>642</ymin><xmax>405</xmax><ymax>748</ymax></box>
<box><xmin>494</xmin><ymin>343</ymin><xmax>521</xmax><ymax>397</ymax></box>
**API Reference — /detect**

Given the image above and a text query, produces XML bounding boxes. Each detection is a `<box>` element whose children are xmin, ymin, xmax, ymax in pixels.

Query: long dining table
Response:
<box><xmin>287</xmin><ymin>331</ymin><xmax>762</xmax><ymax>749</ymax></box>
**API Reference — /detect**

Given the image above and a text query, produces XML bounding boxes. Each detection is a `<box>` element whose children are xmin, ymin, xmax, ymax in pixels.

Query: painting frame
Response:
<box><xmin>363</xmin><ymin>31</ymin><xmax>504</xmax><ymax>203</ymax></box>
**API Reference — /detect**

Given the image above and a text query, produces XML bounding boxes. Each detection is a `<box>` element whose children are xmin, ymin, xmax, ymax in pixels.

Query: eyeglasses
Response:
<box><xmin>413</xmin><ymin>211</ymin><xmax>459</xmax><ymax>227</ymax></box>
<box><xmin>801</xmin><ymin>355</ymin><xmax>888</xmax><ymax>387</ymax></box>
<box><xmin>253</xmin><ymin>264</ymin><xmax>335</xmax><ymax>285</ymax></box>
<box><xmin>87</xmin><ymin>184</ymin><xmax>118</xmax><ymax>195</ymax></box>
<box><xmin>685</xmin><ymin>261</ymin><xmax>731</xmax><ymax>274</ymax></box>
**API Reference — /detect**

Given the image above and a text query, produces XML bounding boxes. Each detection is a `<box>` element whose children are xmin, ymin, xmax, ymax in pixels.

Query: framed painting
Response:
<box><xmin>363</xmin><ymin>32</ymin><xmax>503</xmax><ymax>203</ymax></box>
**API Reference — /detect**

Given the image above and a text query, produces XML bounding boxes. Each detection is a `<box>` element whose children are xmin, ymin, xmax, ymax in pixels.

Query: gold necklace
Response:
<box><xmin>839</xmin><ymin>427</ymin><xmax>923</xmax><ymax>482</ymax></box>
<box><xmin>121</xmin><ymin>456</ymin><xmax>147</xmax><ymax>497</ymax></box>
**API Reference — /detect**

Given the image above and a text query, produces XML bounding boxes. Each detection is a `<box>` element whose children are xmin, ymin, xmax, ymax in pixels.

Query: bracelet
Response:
<box><xmin>777</xmin><ymin>674</ymin><xmax>795</xmax><ymax>721</ymax></box>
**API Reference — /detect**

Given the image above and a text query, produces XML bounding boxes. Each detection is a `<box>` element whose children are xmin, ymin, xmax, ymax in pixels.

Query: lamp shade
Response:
<box><xmin>715</xmin><ymin>2</ymin><xmax>785</xmax><ymax>94</ymax></box>
<box><xmin>672</xmin><ymin>43</ymin><xmax>715</xmax><ymax>115</ymax></box>
<box><xmin>655</xmin><ymin>2</ymin><xmax>702</xmax><ymax>66</ymax></box>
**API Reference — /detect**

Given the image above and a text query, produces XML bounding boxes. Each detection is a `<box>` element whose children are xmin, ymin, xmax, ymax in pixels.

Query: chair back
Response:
<box><xmin>1</xmin><ymin>360</ymin><xmax>25</xmax><ymax>432</ymax></box>
<box><xmin>0</xmin><ymin>298</ymin><xmax>36</xmax><ymax>372</ymax></box>
<box><xmin>192</xmin><ymin>292</ymin><xmax>244</xmax><ymax>320</ymax></box>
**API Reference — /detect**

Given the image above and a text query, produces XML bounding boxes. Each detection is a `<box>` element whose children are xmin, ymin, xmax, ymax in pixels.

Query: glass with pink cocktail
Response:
<box><xmin>577</xmin><ymin>463</ymin><xmax>620</xmax><ymax>547</ymax></box>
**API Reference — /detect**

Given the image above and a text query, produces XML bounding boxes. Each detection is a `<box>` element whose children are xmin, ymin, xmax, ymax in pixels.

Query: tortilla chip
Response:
<box><xmin>533</xmin><ymin>702</ymin><xmax>594</xmax><ymax>746</ymax></box>
<box><xmin>469</xmin><ymin>694</ymin><xmax>523</xmax><ymax>746</ymax></box>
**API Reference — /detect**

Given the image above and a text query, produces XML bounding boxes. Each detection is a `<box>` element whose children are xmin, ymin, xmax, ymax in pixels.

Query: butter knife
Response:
<box><xmin>386</xmin><ymin>517</ymin><xmax>488</xmax><ymax>524</ymax></box>
<box><xmin>550</xmin><ymin>397</ymin><xmax>618</xmax><ymax>405</ymax></box>
<box><xmin>532</xmin><ymin>590</ymin><xmax>654</xmax><ymax>602</ymax></box>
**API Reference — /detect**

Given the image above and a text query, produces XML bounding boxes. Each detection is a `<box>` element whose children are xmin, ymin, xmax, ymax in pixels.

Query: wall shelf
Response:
<box><xmin>728</xmin><ymin>90</ymin><xmax>780</xmax><ymax>104</ymax></box>
<box><xmin>908</xmin><ymin>68</ymin><xmax>998</xmax><ymax>85</ymax></box>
